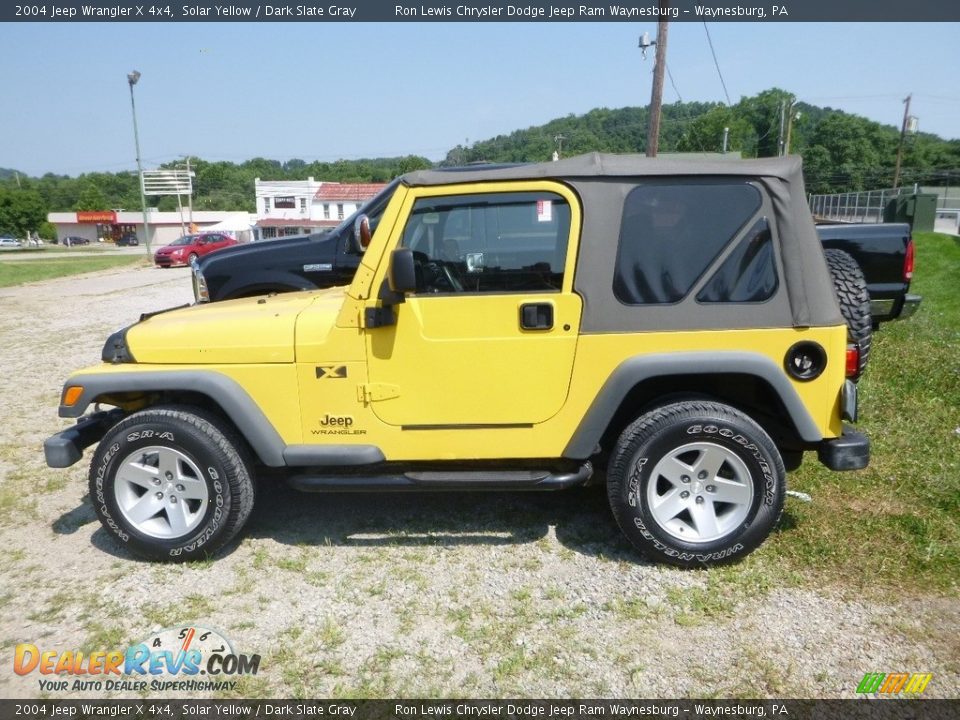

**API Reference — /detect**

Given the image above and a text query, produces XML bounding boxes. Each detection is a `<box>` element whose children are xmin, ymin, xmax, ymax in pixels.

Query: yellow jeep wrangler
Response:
<box><xmin>44</xmin><ymin>154</ymin><xmax>868</xmax><ymax>566</ymax></box>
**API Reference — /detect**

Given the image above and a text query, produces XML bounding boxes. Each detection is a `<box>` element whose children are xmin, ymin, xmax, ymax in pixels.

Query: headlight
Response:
<box><xmin>191</xmin><ymin>258</ymin><xmax>209</xmax><ymax>302</ymax></box>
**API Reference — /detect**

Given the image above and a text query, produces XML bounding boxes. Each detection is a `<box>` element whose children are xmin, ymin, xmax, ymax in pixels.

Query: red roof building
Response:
<box><xmin>254</xmin><ymin>178</ymin><xmax>387</xmax><ymax>239</ymax></box>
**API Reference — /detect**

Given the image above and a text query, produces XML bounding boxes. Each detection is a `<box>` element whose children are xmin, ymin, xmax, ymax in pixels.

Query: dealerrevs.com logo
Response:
<box><xmin>856</xmin><ymin>672</ymin><xmax>933</xmax><ymax>697</ymax></box>
<box><xmin>14</xmin><ymin>625</ymin><xmax>260</xmax><ymax>693</ymax></box>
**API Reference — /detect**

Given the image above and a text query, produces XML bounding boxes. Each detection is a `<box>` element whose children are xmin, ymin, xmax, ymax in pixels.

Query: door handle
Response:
<box><xmin>520</xmin><ymin>303</ymin><xmax>553</xmax><ymax>330</ymax></box>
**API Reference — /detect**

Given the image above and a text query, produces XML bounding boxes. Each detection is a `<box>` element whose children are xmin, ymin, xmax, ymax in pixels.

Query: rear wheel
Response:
<box><xmin>607</xmin><ymin>401</ymin><xmax>785</xmax><ymax>567</ymax></box>
<box><xmin>89</xmin><ymin>406</ymin><xmax>255</xmax><ymax>562</ymax></box>
<box><xmin>824</xmin><ymin>249</ymin><xmax>871</xmax><ymax>378</ymax></box>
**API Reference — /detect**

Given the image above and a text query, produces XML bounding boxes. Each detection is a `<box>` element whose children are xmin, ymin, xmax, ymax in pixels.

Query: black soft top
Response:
<box><xmin>404</xmin><ymin>153</ymin><xmax>841</xmax><ymax>331</ymax></box>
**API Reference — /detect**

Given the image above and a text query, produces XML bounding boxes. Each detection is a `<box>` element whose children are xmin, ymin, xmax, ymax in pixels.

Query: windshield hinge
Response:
<box><xmin>358</xmin><ymin>383</ymin><xmax>400</xmax><ymax>403</ymax></box>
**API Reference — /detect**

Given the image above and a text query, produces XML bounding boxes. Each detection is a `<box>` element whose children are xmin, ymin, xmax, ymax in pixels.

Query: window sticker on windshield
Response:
<box><xmin>537</xmin><ymin>200</ymin><xmax>552</xmax><ymax>223</ymax></box>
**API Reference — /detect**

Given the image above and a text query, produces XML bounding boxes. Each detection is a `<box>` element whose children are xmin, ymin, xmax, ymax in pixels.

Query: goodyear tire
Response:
<box><xmin>607</xmin><ymin>401</ymin><xmax>785</xmax><ymax>568</ymax></box>
<box><xmin>88</xmin><ymin>406</ymin><xmax>255</xmax><ymax>562</ymax></box>
<box><xmin>824</xmin><ymin>248</ymin><xmax>871</xmax><ymax>378</ymax></box>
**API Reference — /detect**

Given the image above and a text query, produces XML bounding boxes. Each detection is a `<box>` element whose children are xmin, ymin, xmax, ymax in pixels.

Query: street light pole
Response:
<box><xmin>127</xmin><ymin>70</ymin><xmax>152</xmax><ymax>255</ymax></box>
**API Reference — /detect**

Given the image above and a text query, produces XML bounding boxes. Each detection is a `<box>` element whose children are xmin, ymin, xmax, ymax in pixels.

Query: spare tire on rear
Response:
<box><xmin>824</xmin><ymin>248</ymin><xmax>871</xmax><ymax>379</ymax></box>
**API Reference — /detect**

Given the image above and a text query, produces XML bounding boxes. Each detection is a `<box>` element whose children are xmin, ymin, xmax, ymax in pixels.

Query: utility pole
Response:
<box><xmin>554</xmin><ymin>134</ymin><xmax>566</xmax><ymax>159</ymax></box>
<box><xmin>777</xmin><ymin>100</ymin><xmax>787</xmax><ymax>156</ymax></box>
<box><xmin>722</xmin><ymin>127</ymin><xmax>729</xmax><ymax>154</ymax></box>
<box><xmin>785</xmin><ymin>107</ymin><xmax>800</xmax><ymax>155</ymax></box>
<box><xmin>893</xmin><ymin>94</ymin><xmax>912</xmax><ymax>189</ymax></box>
<box><xmin>645</xmin><ymin>4</ymin><xmax>670</xmax><ymax>157</ymax></box>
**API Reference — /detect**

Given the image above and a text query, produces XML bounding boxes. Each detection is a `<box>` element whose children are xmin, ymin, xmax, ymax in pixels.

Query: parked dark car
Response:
<box><xmin>62</xmin><ymin>236</ymin><xmax>91</xmax><ymax>246</ymax></box>
<box><xmin>155</xmin><ymin>232</ymin><xmax>238</xmax><ymax>268</ymax></box>
<box><xmin>117</xmin><ymin>233</ymin><xmax>140</xmax><ymax>247</ymax></box>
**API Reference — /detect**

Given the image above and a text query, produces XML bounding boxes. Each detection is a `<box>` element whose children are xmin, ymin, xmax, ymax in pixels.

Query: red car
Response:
<box><xmin>154</xmin><ymin>233</ymin><xmax>238</xmax><ymax>268</ymax></box>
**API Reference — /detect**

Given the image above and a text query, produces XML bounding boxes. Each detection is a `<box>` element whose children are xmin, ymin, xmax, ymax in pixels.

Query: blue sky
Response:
<box><xmin>2</xmin><ymin>21</ymin><xmax>959</xmax><ymax>176</ymax></box>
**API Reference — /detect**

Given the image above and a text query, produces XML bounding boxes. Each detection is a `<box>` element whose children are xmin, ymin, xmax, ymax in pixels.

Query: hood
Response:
<box><xmin>198</xmin><ymin>231</ymin><xmax>337</xmax><ymax>267</ymax></box>
<box><xmin>155</xmin><ymin>245</ymin><xmax>186</xmax><ymax>254</ymax></box>
<box><xmin>126</xmin><ymin>291</ymin><xmax>323</xmax><ymax>364</ymax></box>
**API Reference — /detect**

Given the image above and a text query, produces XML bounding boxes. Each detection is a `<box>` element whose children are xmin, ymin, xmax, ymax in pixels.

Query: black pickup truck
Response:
<box><xmin>818</xmin><ymin>222</ymin><xmax>920</xmax><ymax>324</ymax></box>
<box><xmin>193</xmin><ymin>185</ymin><xmax>921</xmax><ymax>329</ymax></box>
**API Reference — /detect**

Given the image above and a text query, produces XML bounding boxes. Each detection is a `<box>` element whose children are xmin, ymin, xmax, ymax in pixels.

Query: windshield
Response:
<box><xmin>331</xmin><ymin>179</ymin><xmax>402</xmax><ymax>243</ymax></box>
<box><xmin>170</xmin><ymin>235</ymin><xmax>198</xmax><ymax>246</ymax></box>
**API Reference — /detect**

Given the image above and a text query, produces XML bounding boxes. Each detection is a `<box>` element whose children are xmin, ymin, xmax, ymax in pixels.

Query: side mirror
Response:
<box><xmin>352</xmin><ymin>214</ymin><xmax>372</xmax><ymax>253</ymax></box>
<box><xmin>389</xmin><ymin>248</ymin><xmax>417</xmax><ymax>294</ymax></box>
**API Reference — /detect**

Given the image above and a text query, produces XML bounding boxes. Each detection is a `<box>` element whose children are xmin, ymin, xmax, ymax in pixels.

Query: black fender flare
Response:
<box><xmin>562</xmin><ymin>351</ymin><xmax>823</xmax><ymax>459</ymax></box>
<box><xmin>58</xmin><ymin>370</ymin><xmax>384</xmax><ymax>468</ymax></box>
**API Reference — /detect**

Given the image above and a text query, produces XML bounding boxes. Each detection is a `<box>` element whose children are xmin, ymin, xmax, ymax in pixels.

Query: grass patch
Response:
<box><xmin>27</xmin><ymin>591</ymin><xmax>74</xmax><ymax>624</ymax></box>
<box><xmin>0</xmin><ymin>255</ymin><xmax>143</xmax><ymax>287</ymax></box>
<box><xmin>769</xmin><ymin>232</ymin><xmax>960</xmax><ymax>594</ymax></box>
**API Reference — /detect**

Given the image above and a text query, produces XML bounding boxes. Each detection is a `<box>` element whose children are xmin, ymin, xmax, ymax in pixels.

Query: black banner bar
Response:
<box><xmin>2</xmin><ymin>0</ymin><xmax>959</xmax><ymax>23</ymax></box>
<box><xmin>1</xmin><ymin>700</ymin><xmax>957</xmax><ymax>720</ymax></box>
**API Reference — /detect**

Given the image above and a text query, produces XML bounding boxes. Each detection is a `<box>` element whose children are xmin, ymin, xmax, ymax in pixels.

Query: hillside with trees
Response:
<box><xmin>447</xmin><ymin>88</ymin><xmax>960</xmax><ymax>195</ymax></box>
<box><xmin>2</xmin><ymin>88</ymin><xmax>958</xmax><ymax>236</ymax></box>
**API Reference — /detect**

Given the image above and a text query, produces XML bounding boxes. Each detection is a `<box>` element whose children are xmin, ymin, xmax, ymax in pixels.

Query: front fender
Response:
<box><xmin>58</xmin><ymin>369</ymin><xmax>288</xmax><ymax>466</ymax></box>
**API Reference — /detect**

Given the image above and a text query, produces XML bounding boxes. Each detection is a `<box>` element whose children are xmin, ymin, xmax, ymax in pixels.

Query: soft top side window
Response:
<box><xmin>401</xmin><ymin>191</ymin><xmax>571</xmax><ymax>295</ymax></box>
<box><xmin>697</xmin><ymin>218</ymin><xmax>778</xmax><ymax>304</ymax></box>
<box><xmin>613</xmin><ymin>182</ymin><xmax>762</xmax><ymax>305</ymax></box>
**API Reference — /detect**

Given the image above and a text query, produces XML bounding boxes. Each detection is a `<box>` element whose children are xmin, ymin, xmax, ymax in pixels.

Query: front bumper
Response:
<box><xmin>154</xmin><ymin>255</ymin><xmax>186</xmax><ymax>267</ymax></box>
<box><xmin>43</xmin><ymin>409</ymin><xmax>124</xmax><ymax>468</ymax></box>
<box><xmin>818</xmin><ymin>425</ymin><xmax>870</xmax><ymax>471</ymax></box>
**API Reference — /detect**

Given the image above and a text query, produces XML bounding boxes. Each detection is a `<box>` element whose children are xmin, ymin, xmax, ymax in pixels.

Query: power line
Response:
<box><xmin>665</xmin><ymin>64</ymin><xmax>683</xmax><ymax>103</ymax></box>
<box><xmin>702</xmin><ymin>22</ymin><xmax>731</xmax><ymax>105</ymax></box>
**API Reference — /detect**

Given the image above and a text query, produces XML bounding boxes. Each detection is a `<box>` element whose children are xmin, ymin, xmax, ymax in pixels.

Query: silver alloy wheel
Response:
<box><xmin>113</xmin><ymin>446</ymin><xmax>210</xmax><ymax>540</ymax></box>
<box><xmin>646</xmin><ymin>441</ymin><xmax>754</xmax><ymax>544</ymax></box>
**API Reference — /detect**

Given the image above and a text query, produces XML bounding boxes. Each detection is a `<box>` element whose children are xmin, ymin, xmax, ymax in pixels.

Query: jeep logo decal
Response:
<box><xmin>315</xmin><ymin>365</ymin><xmax>347</xmax><ymax>379</ymax></box>
<box><xmin>319</xmin><ymin>414</ymin><xmax>354</xmax><ymax>427</ymax></box>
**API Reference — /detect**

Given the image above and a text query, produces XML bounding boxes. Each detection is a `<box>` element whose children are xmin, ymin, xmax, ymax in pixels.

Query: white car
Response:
<box><xmin>0</xmin><ymin>235</ymin><xmax>22</xmax><ymax>248</ymax></box>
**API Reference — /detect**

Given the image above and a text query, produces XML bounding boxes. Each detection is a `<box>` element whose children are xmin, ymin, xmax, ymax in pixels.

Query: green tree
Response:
<box><xmin>736</xmin><ymin>88</ymin><xmax>795</xmax><ymax>157</ymax></box>
<box><xmin>0</xmin><ymin>188</ymin><xmax>47</xmax><ymax>235</ymax></box>
<box><xmin>676</xmin><ymin>106</ymin><xmax>753</xmax><ymax>154</ymax></box>
<box><xmin>74</xmin><ymin>182</ymin><xmax>109</xmax><ymax>211</ymax></box>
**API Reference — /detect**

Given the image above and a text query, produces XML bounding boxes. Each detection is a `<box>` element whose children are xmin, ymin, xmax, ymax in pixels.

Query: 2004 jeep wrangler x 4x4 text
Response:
<box><xmin>45</xmin><ymin>154</ymin><xmax>869</xmax><ymax>567</ymax></box>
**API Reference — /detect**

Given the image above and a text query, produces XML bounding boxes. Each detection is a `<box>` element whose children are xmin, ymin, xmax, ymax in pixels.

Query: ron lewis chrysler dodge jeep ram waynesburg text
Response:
<box><xmin>44</xmin><ymin>154</ymin><xmax>869</xmax><ymax>566</ymax></box>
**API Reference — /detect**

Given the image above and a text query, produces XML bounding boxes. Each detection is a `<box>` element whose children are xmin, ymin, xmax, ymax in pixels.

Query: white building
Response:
<box><xmin>255</xmin><ymin>177</ymin><xmax>386</xmax><ymax>239</ymax></box>
<box><xmin>47</xmin><ymin>210</ymin><xmax>256</xmax><ymax>246</ymax></box>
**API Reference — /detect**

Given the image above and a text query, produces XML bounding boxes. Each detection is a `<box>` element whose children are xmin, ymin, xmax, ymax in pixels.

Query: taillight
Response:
<box><xmin>846</xmin><ymin>344</ymin><xmax>860</xmax><ymax>378</ymax></box>
<box><xmin>904</xmin><ymin>237</ymin><xmax>915</xmax><ymax>281</ymax></box>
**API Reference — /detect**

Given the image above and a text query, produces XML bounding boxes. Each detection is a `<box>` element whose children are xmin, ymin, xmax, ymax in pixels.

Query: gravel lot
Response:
<box><xmin>0</xmin><ymin>265</ymin><xmax>956</xmax><ymax>699</ymax></box>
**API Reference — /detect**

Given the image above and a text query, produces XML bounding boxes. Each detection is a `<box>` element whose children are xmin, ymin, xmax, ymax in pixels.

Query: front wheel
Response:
<box><xmin>88</xmin><ymin>406</ymin><xmax>255</xmax><ymax>562</ymax></box>
<box><xmin>607</xmin><ymin>401</ymin><xmax>785</xmax><ymax>567</ymax></box>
